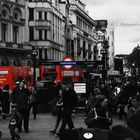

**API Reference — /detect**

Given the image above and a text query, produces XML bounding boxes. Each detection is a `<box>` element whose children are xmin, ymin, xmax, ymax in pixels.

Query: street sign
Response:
<box><xmin>61</xmin><ymin>57</ymin><xmax>75</xmax><ymax>70</ymax></box>
<box><xmin>74</xmin><ymin>83</ymin><xmax>86</xmax><ymax>94</ymax></box>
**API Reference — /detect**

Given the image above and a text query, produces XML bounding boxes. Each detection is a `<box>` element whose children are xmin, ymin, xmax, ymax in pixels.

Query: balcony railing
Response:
<box><xmin>0</xmin><ymin>41</ymin><xmax>32</xmax><ymax>50</ymax></box>
<box><xmin>35</xmin><ymin>20</ymin><xmax>51</xmax><ymax>29</ymax></box>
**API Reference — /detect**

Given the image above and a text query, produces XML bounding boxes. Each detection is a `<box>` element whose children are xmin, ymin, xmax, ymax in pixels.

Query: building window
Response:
<box><xmin>45</xmin><ymin>48</ymin><xmax>48</xmax><ymax>60</ymax></box>
<box><xmin>39</xmin><ymin>30</ymin><xmax>42</xmax><ymax>40</ymax></box>
<box><xmin>27</xmin><ymin>60</ymin><xmax>31</xmax><ymax>66</ymax></box>
<box><xmin>44</xmin><ymin>30</ymin><xmax>47</xmax><ymax>40</ymax></box>
<box><xmin>13</xmin><ymin>26</ymin><xmax>19</xmax><ymax>43</ymax></box>
<box><xmin>29</xmin><ymin>26</ymin><xmax>34</xmax><ymax>41</ymax></box>
<box><xmin>39</xmin><ymin>48</ymin><xmax>42</xmax><ymax>60</ymax></box>
<box><xmin>83</xmin><ymin>41</ymin><xmax>86</xmax><ymax>59</ymax></box>
<box><xmin>44</xmin><ymin>11</ymin><xmax>47</xmax><ymax>20</ymax></box>
<box><xmin>2</xmin><ymin>9</ymin><xmax>8</xmax><ymax>18</ymax></box>
<box><xmin>77</xmin><ymin>17</ymin><xmax>82</xmax><ymax>29</ymax></box>
<box><xmin>29</xmin><ymin>8</ymin><xmax>34</xmax><ymax>21</ymax></box>
<box><xmin>1</xmin><ymin>56</ymin><xmax>9</xmax><ymax>66</ymax></box>
<box><xmin>13</xmin><ymin>11</ymin><xmax>20</xmax><ymax>21</ymax></box>
<box><xmin>38</xmin><ymin>11</ymin><xmax>42</xmax><ymax>20</ymax></box>
<box><xmin>1</xmin><ymin>23</ymin><xmax>7</xmax><ymax>42</ymax></box>
<box><xmin>13</xmin><ymin>58</ymin><xmax>20</xmax><ymax>66</ymax></box>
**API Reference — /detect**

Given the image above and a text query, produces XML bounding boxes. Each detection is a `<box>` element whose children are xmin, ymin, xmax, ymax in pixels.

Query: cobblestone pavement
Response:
<box><xmin>0</xmin><ymin>113</ymin><xmax>125</xmax><ymax>140</ymax></box>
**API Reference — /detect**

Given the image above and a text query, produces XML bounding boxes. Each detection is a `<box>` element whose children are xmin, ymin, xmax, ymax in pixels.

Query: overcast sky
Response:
<box><xmin>82</xmin><ymin>0</ymin><xmax>140</xmax><ymax>54</ymax></box>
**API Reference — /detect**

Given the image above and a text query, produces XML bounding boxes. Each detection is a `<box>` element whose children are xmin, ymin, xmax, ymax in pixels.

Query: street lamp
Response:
<box><xmin>136</xmin><ymin>44</ymin><xmax>140</xmax><ymax>79</ymax></box>
<box><xmin>32</xmin><ymin>49</ymin><xmax>38</xmax><ymax>86</ymax></box>
<box><xmin>100</xmin><ymin>48</ymin><xmax>107</xmax><ymax>83</ymax></box>
<box><xmin>132</xmin><ymin>62</ymin><xmax>136</xmax><ymax>78</ymax></box>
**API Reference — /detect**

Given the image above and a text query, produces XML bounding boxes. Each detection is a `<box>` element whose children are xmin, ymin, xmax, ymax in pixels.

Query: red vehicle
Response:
<box><xmin>0</xmin><ymin>66</ymin><xmax>33</xmax><ymax>91</ymax></box>
<box><xmin>40</xmin><ymin>64</ymin><xmax>83</xmax><ymax>84</ymax></box>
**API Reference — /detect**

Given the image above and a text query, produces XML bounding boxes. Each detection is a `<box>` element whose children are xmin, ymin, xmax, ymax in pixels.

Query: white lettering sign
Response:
<box><xmin>74</xmin><ymin>83</ymin><xmax>86</xmax><ymax>94</ymax></box>
<box><xmin>0</xmin><ymin>71</ymin><xmax>8</xmax><ymax>75</ymax></box>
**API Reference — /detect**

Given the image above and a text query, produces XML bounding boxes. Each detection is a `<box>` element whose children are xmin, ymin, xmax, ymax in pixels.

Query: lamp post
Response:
<box><xmin>100</xmin><ymin>48</ymin><xmax>107</xmax><ymax>83</ymax></box>
<box><xmin>137</xmin><ymin>44</ymin><xmax>140</xmax><ymax>79</ymax></box>
<box><xmin>132</xmin><ymin>62</ymin><xmax>136</xmax><ymax>79</ymax></box>
<box><xmin>32</xmin><ymin>49</ymin><xmax>38</xmax><ymax>86</ymax></box>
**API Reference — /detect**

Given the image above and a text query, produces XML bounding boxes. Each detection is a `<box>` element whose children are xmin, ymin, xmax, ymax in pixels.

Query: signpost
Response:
<box><xmin>74</xmin><ymin>82</ymin><xmax>86</xmax><ymax>94</ymax></box>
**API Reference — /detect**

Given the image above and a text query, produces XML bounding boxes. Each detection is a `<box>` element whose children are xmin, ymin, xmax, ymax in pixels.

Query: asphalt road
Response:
<box><xmin>0</xmin><ymin>113</ymin><xmax>125</xmax><ymax>140</ymax></box>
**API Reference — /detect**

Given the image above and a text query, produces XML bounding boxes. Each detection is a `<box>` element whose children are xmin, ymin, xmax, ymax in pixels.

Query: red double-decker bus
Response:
<box><xmin>0</xmin><ymin>66</ymin><xmax>33</xmax><ymax>90</ymax></box>
<box><xmin>40</xmin><ymin>64</ymin><xmax>83</xmax><ymax>84</ymax></box>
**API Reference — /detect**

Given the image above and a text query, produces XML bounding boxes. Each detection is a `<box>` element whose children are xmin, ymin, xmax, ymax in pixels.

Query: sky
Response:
<box><xmin>82</xmin><ymin>0</ymin><xmax>140</xmax><ymax>55</ymax></box>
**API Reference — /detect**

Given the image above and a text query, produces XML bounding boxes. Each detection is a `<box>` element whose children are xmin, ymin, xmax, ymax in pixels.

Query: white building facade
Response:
<box><xmin>0</xmin><ymin>0</ymin><xmax>115</xmax><ymax>71</ymax></box>
<box><xmin>0</xmin><ymin>0</ymin><xmax>32</xmax><ymax>66</ymax></box>
<box><xmin>66</xmin><ymin>0</ymin><xmax>98</xmax><ymax>61</ymax></box>
<box><xmin>28</xmin><ymin>0</ymin><xmax>66</xmax><ymax>61</ymax></box>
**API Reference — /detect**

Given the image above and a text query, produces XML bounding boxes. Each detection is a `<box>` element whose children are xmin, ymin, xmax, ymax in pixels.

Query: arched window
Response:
<box><xmin>13</xmin><ymin>7</ymin><xmax>22</xmax><ymax>21</ymax></box>
<box><xmin>1</xmin><ymin>56</ymin><xmax>9</xmax><ymax>66</ymax></box>
<box><xmin>13</xmin><ymin>57</ymin><xmax>21</xmax><ymax>66</ymax></box>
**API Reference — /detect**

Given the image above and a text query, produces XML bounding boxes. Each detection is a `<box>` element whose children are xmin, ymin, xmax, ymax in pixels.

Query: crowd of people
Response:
<box><xmin>0</xmin><ymin>77</ymin><xmax>140</xmax><ymax>140</ymax></box>
<box><xmin>84</xmin><ymin>77</ymin><xmax>140</xmax><ymax>140</ymax></box>
<box><xmin>0</xmin><ymin>80</ymin><xmax>39</xmax><ymax>140</ymax></box>
<box><xmin>49</xmin><ymin>77</ymin><xmax>140</xmax><ymax>140</ymax></box>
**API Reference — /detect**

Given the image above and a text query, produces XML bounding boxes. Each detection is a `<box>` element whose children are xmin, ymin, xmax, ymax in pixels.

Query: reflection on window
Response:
<box><xmin>39</xmin><ymin>11</ymin><xmax>42</xmax><ymax>20</ymax></box>
<box><xmin>1</xmin><ymin>23</ymin><xmax>7</xmax><ymax>42</ymax></box>
<box><xmin>13</xmin><ymin>26</ymin><xmax>19</xmax><ymax>43</ymax></box>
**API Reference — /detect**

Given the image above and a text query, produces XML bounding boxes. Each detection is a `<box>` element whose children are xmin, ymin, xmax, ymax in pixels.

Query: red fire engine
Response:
<box><xmin>0</xmin><ymin>66</ymin><xmax>33</xmax><ymax>90</ymax></box>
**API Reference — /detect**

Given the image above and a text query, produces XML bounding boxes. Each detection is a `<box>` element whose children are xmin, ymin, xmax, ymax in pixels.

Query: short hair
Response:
<box><xmin>108</xmin><ymin>125</ymin><xmax>135</xmax><ymax>140</ymax></box>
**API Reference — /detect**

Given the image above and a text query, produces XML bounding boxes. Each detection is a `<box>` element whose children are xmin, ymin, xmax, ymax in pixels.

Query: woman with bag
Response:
<box><xmin>29</xmin><ymin>87</ymin><xmax>39</xmax><ymax>119</ymax></box>
<box><xmin>49</xmin><ymin>89</ymin><xmax>63</xmax><ymax>135</ymax></box>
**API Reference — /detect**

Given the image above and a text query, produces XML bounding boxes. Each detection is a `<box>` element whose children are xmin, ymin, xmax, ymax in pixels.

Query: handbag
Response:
<box><xmin>51</xmin><ymin>105</ymin><xmax>60</xmax><ymax>116</ymax></box>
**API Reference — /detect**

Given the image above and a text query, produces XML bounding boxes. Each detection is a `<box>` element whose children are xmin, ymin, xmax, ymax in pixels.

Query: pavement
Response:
<box><xmin>0</xmin><ymin>112</ymin><xmax>125</xmax><ymax>140</ymax></box>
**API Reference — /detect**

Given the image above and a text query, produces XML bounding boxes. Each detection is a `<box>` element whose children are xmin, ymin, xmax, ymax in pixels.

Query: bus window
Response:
<box><xmin>43</xmin><ymin>72</ymin><xmax>57</xmax><ymax>81</ymax></box>
<box><xmin>62</xmin><ymin>77</ymin><xmax>73</xmax><ymax>84</ymax></box>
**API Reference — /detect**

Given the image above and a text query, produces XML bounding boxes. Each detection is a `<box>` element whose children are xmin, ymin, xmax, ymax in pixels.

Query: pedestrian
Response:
<box><xmin>108</xmin><ymin>125</ymin><xmax>136</xmax><ymax>140</ymax></box>
<box><xmin>118</xmin><ymin>103</ymin><xmax>127</xmax><ymax>119</ymax></box>
<box><xmin>57</xmin><ymin>83</ymin><xmax>78</xmax><ymax>137</ymax></box>
<box><xmin>0</xmin><ymin>88</ymin><xmax>3</xmax><ymax>138</ymax></box>
<box><xmin>8</xmin><ymin>104</ymin><xmax>22</xmax><ymax>140</ymax></box>
<box><xmin>11</xmin><ymin>80</ymin><xmax>31</xmax><ymax>133</ymax></box>
<box><xmin>0</xmin><ymin>87</ymin><xmax>2</xmax><ymax>113</ymax></box>
<box><xmin>86</xmin><ymin>87</ymin><xmax>101</xmax><ymax>114</ymax></box>
<box><xmin>126</xmin><ymin>110</ymin><xmax>140</xmax><ymax>140</ymax></box>
<box><xmin>49</xmin><ymin>89</ymin><xmax>63</xmax><ymax>135</ymax></box>
<box><xmin>1</xmin><ymin>84</ymin><xmax>11</xmax><ymax>119</ymax></box>
<box><xmin>85</xmin><ymin>95</ymin><xmax>112</xmax><ymax>129</ymax></box>
<box><xmin>29</xmin><ymin>86</ymin><xmax>39</xmax><ymax>119</ymax></box>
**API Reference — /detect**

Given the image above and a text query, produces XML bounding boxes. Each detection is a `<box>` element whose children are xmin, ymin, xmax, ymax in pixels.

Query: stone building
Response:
<box><xmin>28</xmin><ymin>0</ymin><xmax>65</xmax><ymax>61</ymax></box>
<box><xmin>0</xmin><ymin>0</ymin><xmax>32</xmax><ymax>66</ymax></box>
<box><xmin>61</xmin><ymin>0</ymin><xmax>98</xmax><ymax>61</ymax></box>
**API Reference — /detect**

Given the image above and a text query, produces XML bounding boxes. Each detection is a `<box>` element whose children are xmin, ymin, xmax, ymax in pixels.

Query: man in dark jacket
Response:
<box><xmin>85</xmin><ymin>95</ymin><xmax>112</xmax><ymax>129</ymax></box>
<box><xmin>11</xmin><ymin>81</ymin><xmax>31</xmax><ymax>133</ymax></box>
<box><xmin>57</xmin><ymin>83</ymin><xmax>78</xmax><ymax>136</ymax></box>
<box><xmin>1</xmin><ymin>85</ymin><xmax>11</xmax><ymax>119</ymax></box>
